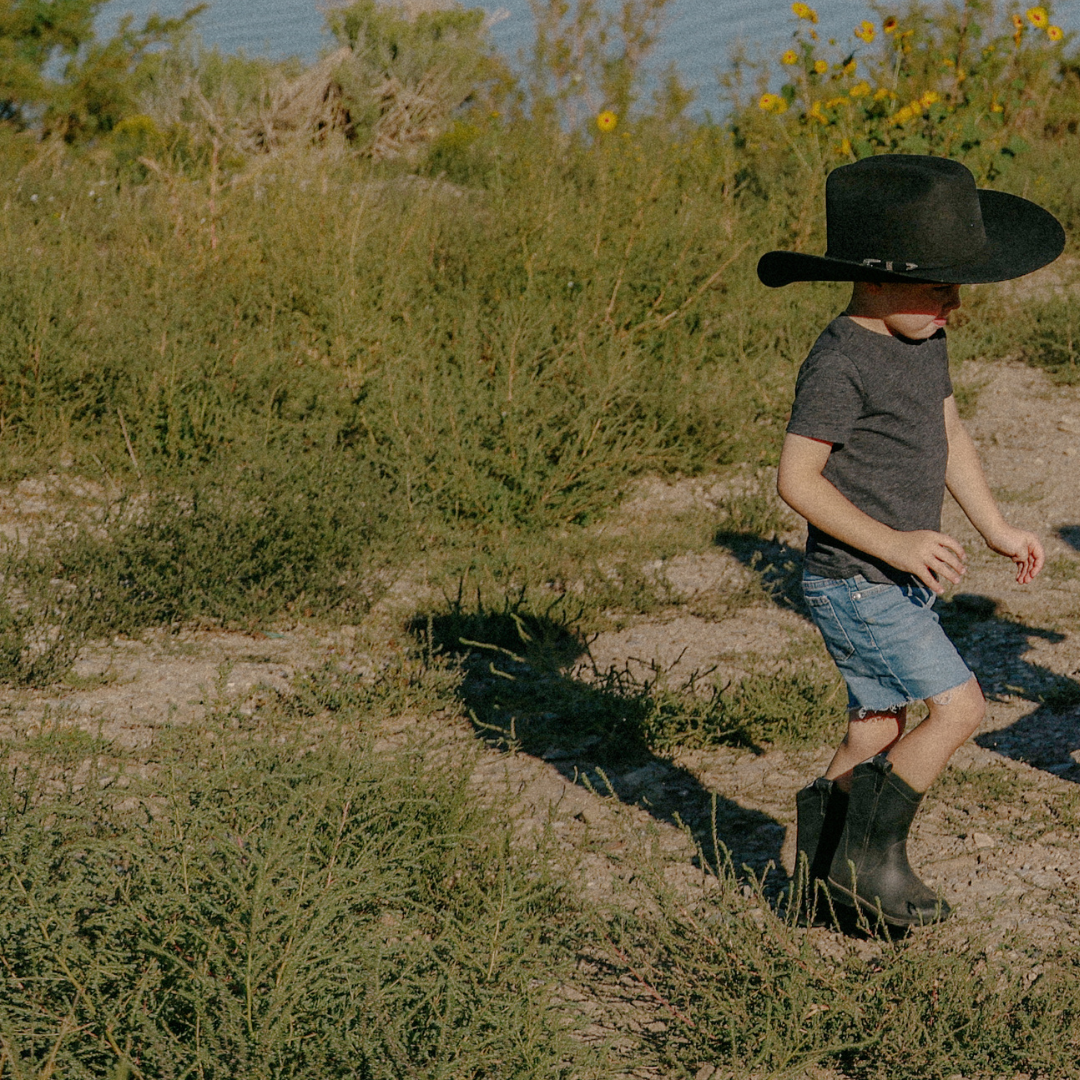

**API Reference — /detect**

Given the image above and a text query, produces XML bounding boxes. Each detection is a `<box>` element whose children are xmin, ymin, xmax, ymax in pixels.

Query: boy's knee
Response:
<box><xmin>929</xmin><ymin>676</ymin><xmax>984</xmax><ymax>734</ymax></box>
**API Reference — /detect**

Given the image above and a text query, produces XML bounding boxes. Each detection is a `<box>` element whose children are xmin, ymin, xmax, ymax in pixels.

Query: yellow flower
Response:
<box><xmin>808</xmin><ymin>100</ymin><xmax>827</xmax><ymax>123</ymax></box>
<box><xmin>758</xmin><ymin>92</ymin><xmax>788</xmax><ymax>113</ymax></box>
<box><xmin>837</xmin><ymin>137</ymin><xmax>853</xmax><ymax>156</ymax></box>
<box><xmin>1048</xmin><ymin>24</ymin><xmax>1064</xmax><ymax>40</ymax></box>
<box><xmin>843</xmin><ymin>58</ymin><xmax>857</xmax><ymax>74</ymax></box>
<box><xmin>874</xmin><ymin>86</ymin><xmax>894</xmax><ymax>100</ymax></box>
<box><xmin>781</xmin><ymin>49</ymin><xmax>799</xmax><ymax>64</ymax></box>
<box><xmin>814</xmin><ymin>59</ymin><xmax>828</xmax><ymax>74</ymax></box>
<box><xmin>883</xmin><ymin>16</ymin><xmax>898</xmax><ymax>33</ymax></box>
<box><xmin>792</xmin><ymin>2</ymin><xmax>818</xmax><ymax>22</ymax></box>
<box><xmin>849</xmin><ymin>80</ymin><xmax>872</xmax><ymax>97</ymax></box>
<box><xmin>991</xmin><ymin>97</ymin><xmax>1004</xmax><ymax>113</ymax></box>
<box><xmin>920</xmin><ymin>90</ymin><xmax>940</xmax><ymax>107</ymax></box>
<box><xmin>826</xmin><ymin>95</ymin><xmax>852</xmax><ymax>108</ymax></box>
<box><xmin>1012</xmin><ymin>13</ymin><xmax>1024</xmax><ymax>28</ymax></box>
<box><xmin>596</xmin><ymin>110</ymin><xmax>618</xmax><ymax>132</ymax></box>
<box><xmin>854</xmin><ymin>20</ymin><xmax>875</xmax><ymax>42</ymax></box>
<box><xmin>1027</xmin><ymin>6</ymin><xmax>1048</xmax><ymax>27</ymax></box>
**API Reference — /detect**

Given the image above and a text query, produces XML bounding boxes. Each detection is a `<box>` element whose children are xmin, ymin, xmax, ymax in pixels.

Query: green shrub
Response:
<box><xmin>0</xmin><ymin>710</ymin><xmax>596</xmax><ymax>1078</ymax></box>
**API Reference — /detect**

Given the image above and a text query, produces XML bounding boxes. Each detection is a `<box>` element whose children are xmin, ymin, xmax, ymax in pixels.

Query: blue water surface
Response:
<box><xmin>99</xmin><ymin>0</ymin><xmax>1080</xmax><ymax>112</ymax></box>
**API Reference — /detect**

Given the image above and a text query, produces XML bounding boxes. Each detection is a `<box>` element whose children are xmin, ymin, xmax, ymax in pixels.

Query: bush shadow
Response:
<box><xmin>712</xmin><ymin>527</ymin><xmax>808</xmax><ymax>614</ymax></box>
<box><xmin>410</xmin><ymin>595</ymin><xmax>787</xmax><ymax>890</ymax></box>
<box><xmin>932</xmin><ymin>593</ymin><xmax>1080</xmax><ymax>782</ymax></box>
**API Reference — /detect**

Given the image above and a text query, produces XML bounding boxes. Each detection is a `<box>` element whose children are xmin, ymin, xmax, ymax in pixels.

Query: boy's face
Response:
<box><xmin>849</xmin><ymin>281</ymin><xmax>962</xmax><ymax>340</ymax></box>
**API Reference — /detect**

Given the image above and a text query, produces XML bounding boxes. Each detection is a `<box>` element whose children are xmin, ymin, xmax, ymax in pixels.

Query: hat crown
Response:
<box><xmin>825</xmin><ymin>155</ymin><xmax>989</xmax><ymax>272</ymax></box>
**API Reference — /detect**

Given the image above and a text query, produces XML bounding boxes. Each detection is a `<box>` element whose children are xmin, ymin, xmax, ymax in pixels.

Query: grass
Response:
<box><xmin>0</xmin><ymin>673</ymin><xmax>601</xmax><ymax>1080</ymax></box>
<box><xmin>3</xmin><ymin>650</ymin><xmax>1077</xmax><ymax>1079</ymax></box>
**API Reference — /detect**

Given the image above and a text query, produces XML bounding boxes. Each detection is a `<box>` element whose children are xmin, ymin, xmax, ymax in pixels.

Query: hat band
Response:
<box><xmin>860</xmin><ymin>257</ymin><xmax>921</xmax><ymax>272</ymax></box>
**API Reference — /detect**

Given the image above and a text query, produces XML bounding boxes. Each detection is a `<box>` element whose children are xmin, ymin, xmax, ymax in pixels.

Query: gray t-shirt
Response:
<box><xmin>787</xmin><ymin>315</ymin><xmax>953</xmax><ymax>585</ymax></box>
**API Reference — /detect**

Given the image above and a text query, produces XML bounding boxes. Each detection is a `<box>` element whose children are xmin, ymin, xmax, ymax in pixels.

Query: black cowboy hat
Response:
<box><xmin>757</xmin><ymin>154</ymin><xmax>1065</xmax><ymax>287</ymax></box>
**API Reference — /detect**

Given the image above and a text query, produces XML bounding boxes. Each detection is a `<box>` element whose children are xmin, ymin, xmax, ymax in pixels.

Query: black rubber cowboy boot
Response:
<box><xmin>794</xmin><ymin>777</ymin><xmax>848</xmax><ymax>921</ymax></box>
<box><xmin>826</xmin><ymin>755</ymin><xmax>951</xmax><ymax>928</ymax></box>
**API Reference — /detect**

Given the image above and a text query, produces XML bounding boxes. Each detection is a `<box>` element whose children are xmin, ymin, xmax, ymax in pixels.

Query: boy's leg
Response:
<box><xmin>824</xmin><ymin>677</ymin><xmax>984</xmax><ymax>927</ymax></box>
<box><xmin>823</xmin><ymin>707</ymin><xmax>907</xmax><ymax>792</ymax></box>
<box><xmin>796</xmin><ymin>706</ymin><xmax>906</xmax><ymax>916</ymax></box>
<box><xmin>885</xmin><ymin>676</ymin><xmax>985</xmax><ymax>791</ymax></box>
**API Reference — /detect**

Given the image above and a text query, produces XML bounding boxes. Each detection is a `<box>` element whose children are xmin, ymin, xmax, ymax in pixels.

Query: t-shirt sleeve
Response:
<box><xmin>787</xmin><ymin>349</ymin><xmax>864</xmax><ymax>446</ymax></box>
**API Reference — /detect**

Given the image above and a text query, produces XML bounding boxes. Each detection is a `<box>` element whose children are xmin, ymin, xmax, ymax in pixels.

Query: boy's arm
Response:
<box><xmin>943</xmin><ymin>395</ymin><xmax>1044</xmax><ymax>584</ymax></box>
<box><xmin>777</xmin><ymin>432</ymin><xmax>967</xmax><ymax>594</ymax></box>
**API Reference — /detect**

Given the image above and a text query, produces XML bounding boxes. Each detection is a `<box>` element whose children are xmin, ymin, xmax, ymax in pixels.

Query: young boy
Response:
<box><xmin>757</xmin><ymin>154</ymin><xmax>1065</xmax><ymax>928</ymax></box>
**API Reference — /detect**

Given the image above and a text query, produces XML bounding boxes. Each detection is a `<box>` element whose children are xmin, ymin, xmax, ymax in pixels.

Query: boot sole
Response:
<box><xmin>825</xmin><ymin>877</ymin><xmax>951</xmax><ymax>929</ymax></box>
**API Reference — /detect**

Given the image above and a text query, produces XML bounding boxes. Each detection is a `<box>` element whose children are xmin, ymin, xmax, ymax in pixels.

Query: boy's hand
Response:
<box><xmin>886</xmin><ymin>530</ymin><xmax>967</xmax><ymax>595</ymax></box>
<box><xmin>985</xmin><ymin>525</ymin><xmax>1044</xmax><ymax>584</ymax></box>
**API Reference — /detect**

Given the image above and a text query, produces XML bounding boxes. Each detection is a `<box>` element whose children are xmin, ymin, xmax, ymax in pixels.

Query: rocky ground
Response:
<box><xmin>1</xmin><ymin>357</ymin><xmax>1078</xmax><ymax>1054</ymax></box>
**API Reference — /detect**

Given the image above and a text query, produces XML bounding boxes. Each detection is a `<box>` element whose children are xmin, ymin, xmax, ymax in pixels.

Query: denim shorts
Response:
<box><xmin>802</xmin><ymin>573</ymin><xmax>973</xmax><ymax>714</ymax></box>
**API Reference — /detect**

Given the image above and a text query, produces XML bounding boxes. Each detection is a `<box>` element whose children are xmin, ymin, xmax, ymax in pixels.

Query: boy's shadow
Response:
<box><xmin>1058</xmin><ymin>524</ymin><xmax>1080</xmax><ymax>552</ymax></box>
<box><xmin>713</xmin><ymin>526</ymin><xmax>1080</xmax><ymax>782</ymax></box>
<box><xmin>953</xmin><ymin>542</ymin><xmax>1080</xmax><ymax>781</ymax></box>
<box><xmin>410</xmin><ymin>596</ymin><xmax>786</xmax><ymax>890</ymax></box>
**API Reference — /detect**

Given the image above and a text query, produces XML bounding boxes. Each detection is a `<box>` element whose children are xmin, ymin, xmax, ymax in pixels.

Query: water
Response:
<box><xmin>99</xmin><ymin>0</ymin><xmax>1080</xmax><ymax>110</ymax></box>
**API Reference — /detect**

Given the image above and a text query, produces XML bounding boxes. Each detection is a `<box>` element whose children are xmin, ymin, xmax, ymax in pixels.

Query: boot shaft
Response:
<box><xmin>841</xmin><ymin>755</ymin><xmax>922</xmax><ymax>860</ymax></box>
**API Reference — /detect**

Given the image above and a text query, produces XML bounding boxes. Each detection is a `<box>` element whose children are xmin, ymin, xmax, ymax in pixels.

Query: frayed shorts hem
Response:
<box><xmin>848</xmin><ymin>673</ymin><xmax>974</xmax><ymax>718</ymax></box>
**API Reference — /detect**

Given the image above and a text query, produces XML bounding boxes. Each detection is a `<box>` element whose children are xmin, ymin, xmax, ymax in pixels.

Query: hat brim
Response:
<box><xmin>757</xmin><ymin>189</ymin><xmax>1065</xmax><ymax>287</ymax></box>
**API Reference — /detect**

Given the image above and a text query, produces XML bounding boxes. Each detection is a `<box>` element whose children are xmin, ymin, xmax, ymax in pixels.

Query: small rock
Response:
<box><xmin>619</xmin><ymin>762</ymin><xmax>668</xmax><ymax>793</ymax></box>
<box><xmin>541</xmin><ymin>746</ymin><xmax>573</xmax><ymax>761</ymax></box>
<box><xmin>695</xmin><ymin>1066</ymin><xmax>716</xmax><ymax>1080</ymax></box>
<box><xmin>972</xmin><ymin>831</ymin><xmax>996</xmax><ymax>850</ymax></box>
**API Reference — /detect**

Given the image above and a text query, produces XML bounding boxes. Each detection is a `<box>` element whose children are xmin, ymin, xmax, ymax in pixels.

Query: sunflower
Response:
<box><xmin>781</xmin><ymin>49</ymin><xmax>799</xmax><ymax>64</ymax></box>
<box><xmin>758</xmin><ymin>93</ymin><xmax>788</xmax><ymax>113</ymax></box>
<box><xmin>1026</xmin><ymin>6</ymin><xmax>1048</xmax><ymax>27</ymax></box>
<box><xmin>1048</xmin><ymin>24</ymin><xmax>1064</xmax><ymax>40</ymax></box>
<box><xmin>792</xmin><ymin>2</ymin><xmax>819</xmax><ymax>22</ymax></box>
<box><xmin>596</xmin><ymin>110</ymin><xmax>617</xmax><ymax>132</ymax></box>
<box><xmin>814</xmin><ymin>59</ymin><xmax>828</xmax><ymax>74</ymax></box>
<box><xmin>854</xmin><ymin>20</ymin><xmax>875</xmax><ymax>42</ymax></box>
<box><xmin>883</xmin><ymin>16</ymin><xmax>898</xmax><ymax>33</ymax></box>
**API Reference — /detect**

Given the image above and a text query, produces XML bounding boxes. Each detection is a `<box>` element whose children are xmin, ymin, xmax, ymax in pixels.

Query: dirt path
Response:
<box><xmin>2</xmin><ymin>359</ymin><xmax>1078</xmax><ymax>960</ymax></box>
